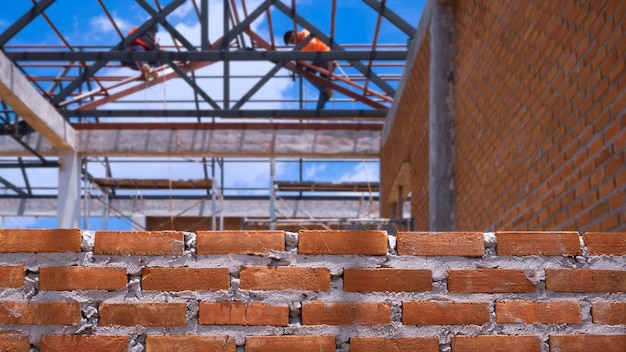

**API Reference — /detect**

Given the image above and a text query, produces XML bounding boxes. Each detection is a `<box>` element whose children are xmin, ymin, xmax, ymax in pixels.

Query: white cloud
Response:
<box><xmin>304</xmin><ymin>164</ymin><xmax>327</xmax><ymax>180</ymax></box>
<box><xmin>89</xmin><ymin>14</ymin><xmax>131</xmax><ymax>33</ymax></box>
<box><xmin>338</xmin><ymin>162</ymin><xmax>379</xmax><ymax>183</ymax></box>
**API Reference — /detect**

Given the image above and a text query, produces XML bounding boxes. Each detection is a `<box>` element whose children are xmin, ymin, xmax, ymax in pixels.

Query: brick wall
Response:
<box><xmin>380</xmin><ymin>32</ymin><xmax>430</xmax><ymax>228</ymax></box>
<box><xmin>381</xmin><ymin>0</ymin><xmax>625</xmax><ymax>231</ymax></box>
<box><xmin>1</xmin><ymin>229</ymin><xmax>624</xmax><ymax>351</ymax></box>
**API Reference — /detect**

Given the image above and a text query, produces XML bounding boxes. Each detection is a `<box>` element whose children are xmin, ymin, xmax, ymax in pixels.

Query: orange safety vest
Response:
<box><xmin>128</xmin><ymin>26</ymin><xmax>156</xmax><ymax>50</ymax></box>
<box><xmin>296</xmin><ymin>29</ymin><xmax>330</xmax><ymax>52</ymax></box>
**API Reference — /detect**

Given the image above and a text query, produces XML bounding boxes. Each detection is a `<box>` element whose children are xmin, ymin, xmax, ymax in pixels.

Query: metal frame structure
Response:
<box><xmin>0</xmin><ymin>0</ymin><xmax>418</xmax><ymax>229</ymax></box>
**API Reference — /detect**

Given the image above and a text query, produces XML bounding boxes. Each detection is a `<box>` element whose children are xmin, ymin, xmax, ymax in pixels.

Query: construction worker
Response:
<box><xmin>122</xmin><ymin>24</ymin><xmax>161</xmax><ymax>79</ymax></box>
<box><xmin>283</xmin><ymin>29</ymin><xmax>334</xmax><ymax>110</ymax></box>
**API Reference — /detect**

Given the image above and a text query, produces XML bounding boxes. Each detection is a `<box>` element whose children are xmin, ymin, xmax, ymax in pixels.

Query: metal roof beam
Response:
<box><xmin>0</xmin><ymin>0</ymin><xmax>56</xmax><ymax>46</ymax></box>
<box><xmin>60</xmin><ymin>109</ymin><xmax>387</xmax><ymax>118</ymax></box>
<box><xmin>49</xmin><ymin>0</ymin><xmax>186</xmax><ymax>106</ymax></box>
<box><xmin>362</xmin><ymin>0</ymin><xmax>417</xmax><ymax>38</ymax></box>
<box><xmin>4</xmin><ymin>50</ymin><xmax>408</xmax><ymax>61</ymax></box>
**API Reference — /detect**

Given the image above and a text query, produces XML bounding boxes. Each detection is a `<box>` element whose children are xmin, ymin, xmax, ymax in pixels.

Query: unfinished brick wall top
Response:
<box><xmin>0</xmin><ymin>229</ymin><xmax>624</xmax><ymax>351</ymax></box>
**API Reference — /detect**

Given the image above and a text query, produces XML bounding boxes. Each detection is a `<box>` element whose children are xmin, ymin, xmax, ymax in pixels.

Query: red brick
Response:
<box><xmin>39</xmin><ymin>266</ymin><xmax>127</xmax><ymax>291</ymax></box>
<box><xmin>448</xmin><ymin>269</ymin><xmax>537</xmax><ymax>293</ymax></box>
<box><xmin>0</xmin><ymin>229</ymin><xmax>81</xmax><ymax>253</ymax></box>
<box><xmin>549</xmin><ymin>335</ymin><xmax>626</xmax><ymax>352</ymax></box>
<box><xmin>245</xmin><ymin>335</ymin><xmax>335</xmax><ymax>352</ymax></box>
<box><xmin>0</xmin><ymin>266</ymin><xmax>24</xmax><ymax>288</ymax></box>
<box><xmin>142</xmin><ymin>267</ymin><xmax>229</xmax><ymax>291</ymax></box>
<box><xmin>583</xmin><ymin>232</ymin><xmax>626</xmax><ymax>255</ymax></box>
<box><xmin>397</xmin><ymin>232</ymin><xmax>484</xmax><ymax>256</ymax></box>
<box><xmin>40</xmin><ymin>335</ymin><xmax>128</xmax><ymax>352</ymax></box>
<box><xmin>0</xmin><ymin>332</ymin><xmax>29</xmax><ymax>352</ymax></box>
<box><xmin>344</xmin><ymin>268</ymin><xmax>432</xmax><ymax>292</ymax></box>
<box><xmin>350</xmin><ymin>337</ymin><xmax>439</xmax><ymax>352</ymax></box>
<box><xmin>545</xmin><ymin>269</ymin><xmax>626</xmax><ymax>292</ymax></box>
<box><xmin>145</xmin><ymin>335</ymin><xmax>235</xmax><ymax>352</ymax></box>
<box><xmin>99</xmin><ymin>302</ymin><xmax>186</xmax><ymax>326</ymax></box>
<box><xmin>94</xmin><ymin>231</ymin><xmax>184</xmax><ymax>255</ymax></box>
<box><xmin>496</xmin><ymin>300</ymin><xmax>582</xmax><ymax>324</ymax></box>
<box><xmin>452</xmin><ymin>335</ymin><xmax>541</xmax><ymax>352</ymax></box>
<box><xmin>239</xmin><ymin>266</ymin><xmax>330</xmax><ymax>291</ymax></box>
<box><xmin>592</xmin><ymin>302</ymin><xmax>626</xmax><ymax>325</ymax></box>
<box><xmin>298</xmin><ymin>230</ymin><xmax>387</xmax><ymax>255</ymax></box>
<box><xmin>199</xmin><ymin>301</ymin><xmax>288</xmax><ymax>326</ymax></box>
<box><xmin>495</xmin><ymin>231</ymin><xmax>581</xmax><ymax>255</ymax></box>
<box><xmin>403</xmin><ymin>301</ymin><xmax>490</xmax><ymax>325</ymax></box>
<box><xmin>196</xmin><ymin>230</ymin><xmax>284</xmax><ymax>254</ymax></box>
<box><xmin>302</xmin><ymin>301</ymin><xmax>390</xmax><ymax>325</ymax></box>
<box><xmin>0</xmin><ymin>301</ymin><xmax>81</xmax><ymax>325</ymax></box>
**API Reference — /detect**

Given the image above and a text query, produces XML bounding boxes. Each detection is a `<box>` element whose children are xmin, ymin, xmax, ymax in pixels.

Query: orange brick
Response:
<box><xmin>239</xmin><ymin>266</ymin><xmax>330</xmax><ymax>291</ymax></box>
<box><xmin>403</xmin><ymin>301</ymin><xmax>490</xmax><ymax>325</ymax></box>
<box><xmin>99</xmin><ymin>302</ymin><xmax>186</xmax><ymax>326</ymax></box>
<box><xmin>452</xmin><ymin>335</ymin><xmax>541</xmax><ymax>352</ymax></box>
<box><xmin>545</xmin><ymin>269</ymin><xmax>626</xmax><ymax>292</ymax></box>
<box><xmin>94</xmin><ymin>231</ymin><xmax>184</xmax><ymax>255</ymax></box>
<box><xmin>196</xmin><ymin>230</ymin><xmax>284</xmax><ymax>254</ymax></box>
<box><xmin>0</xmin><ymin>229</ymin><xmax>81</xmax><ymax>253</ymax></box>
<box><xmin>0</xmin><ymin>266</ymin><xmax>24</xmax><ymax>288</ymax></box>
<box><xmin>141</xmin><ymin>267</ymin><xmax>229</xmax><ymax>291</ymax></box>
<box><xmin>145</xmin><ymin>335</ymin><xmax>235</xmax><ymax>352</ymax></box>
<box><xmin>592</xmin><ymin>302</ymin><xmax>626</xmax><ymax>325</ymax></box>
<box><xmin>496</xmin><ymin>300</ymin><xmax>582</xmax><ymax>324</ymax></box>
<box><xmin>302</xmin><ymin>301</ymin><xmax>390</xmax><ymax>325</ymax></box>
<box><xmin>350</xmin><ymin>337</ymin><xmax>438</xmax><ymax>352</ymax></box>
<box><xmin>40</xmin><ymin>335</ymin><xmax>128</xmax><ymax>352</ymax></box>
<box><xmin>39</xmin><ymin>266</ymin><xmax>127</xmax><ymax>291</ymax></box>
<box><xmin>344</xmin><ymin>268</ymin><xmax>432</xmax><ymax>292</ymax></box>
<box><xmin>448</xmin><ymin>269</ymin><xmax>537</xmax><ymax>293</ymax></box>
<box><xmin>549</xmin><ymin>335</ymin><xmax>626</xmax><ymax>352</ymax></box>
<box><xmin>199</xmin><ymin>301</ymin><xmax>288</xmax><ymax>326</ymax></box>
<box><xmin>245</xmin><ymin>335</ymin><xmax>335</xmax><ymax>352</ymax></box>
<box><xmin>0</xmin><ymin>301</ymin><xmax>81</xmax><ymax>325</ymax></box>
<box><xmin>298</xmin><ymin>230</ymin><xmax>387</xmax><ymax>255</ymax></box>
<box><xmin>397</xmin><ymin>232</ymin><xmax>484</xmax><ymax>256</ymax></box>
<box><xmin>0</xmin><ymin>332</ymin><xmax>29</xmax><ymax>352</ymax></box>
<box><xmin>583</xmin><ymin>232</ymin><xmax>626</xmax><ymax>255</ymax></box>
<box><xmin>495</xmin><ymin>231</ymin><xmax>581</xmax><ymax>255</ymax></box>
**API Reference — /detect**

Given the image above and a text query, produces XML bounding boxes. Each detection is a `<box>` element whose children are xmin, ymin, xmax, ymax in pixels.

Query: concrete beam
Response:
<box><xmin>0</xmin><ymin>198</ymin><xmax>384</xmax><ymax>219</ymax></box>
<box><xmin>0</xmin><ymin>127</ymin><xmax>381</xmax><ymax>158</ymax></box>
<box><xmin>0</xmin><ymin>51</ymin><xmax>77</xmax><ymax>151</ymax></box>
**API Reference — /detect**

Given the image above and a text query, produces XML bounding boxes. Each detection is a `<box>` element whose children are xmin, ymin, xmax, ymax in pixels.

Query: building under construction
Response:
<box><xmin>0</xmin><ymin>2</ymin><xmax>624</xmax><ymax>351</ymax></box>
<box><xmin>0</xmin><ymin>0</ymin><xmax>624</xmax><ymax>233</ymax></box>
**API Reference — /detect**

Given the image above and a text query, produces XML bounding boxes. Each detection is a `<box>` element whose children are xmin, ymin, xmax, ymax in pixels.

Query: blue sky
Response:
<box><xmin>0</xmin><ymin>0</ymin><xmax>425</xmax><ymax>229</ymax></box>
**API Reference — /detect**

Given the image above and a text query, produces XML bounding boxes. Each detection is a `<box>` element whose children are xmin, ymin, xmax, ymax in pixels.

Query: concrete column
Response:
<box><xmin>429</xmin><ymin>1</ymin><xmax>456</xmax><ymax>231</ymax></box>
<box><xmin>58</xmin><ymin>151</ymin><xmax>80</xmax><ymax>228</ymax></box>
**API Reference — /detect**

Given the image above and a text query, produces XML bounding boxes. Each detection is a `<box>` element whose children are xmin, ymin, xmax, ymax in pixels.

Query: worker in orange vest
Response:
<box><xmin>284</xmin><ymin>29</ymin><xmax>334</xmax><ymax>110</ymax></box>
<box><xmin>122</xmin><ymin>24</ymin><xmax>161</xmax><ymax>79</ymax></box>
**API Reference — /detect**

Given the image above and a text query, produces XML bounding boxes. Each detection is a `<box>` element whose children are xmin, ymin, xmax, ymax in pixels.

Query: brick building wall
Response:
<box><xmin>1</xmin><ymin>229</ymin><xmax>624</xmax><ymax>351</ymax></box>
<box><xmin>381</xmin><ymin>0</ymin><xmax>625</xmax><ymax>231</ymax></box>
<box><xmin>381</xmin><ymin>32</ymin><xmax>430</xmax><ymax>229</ymax></box>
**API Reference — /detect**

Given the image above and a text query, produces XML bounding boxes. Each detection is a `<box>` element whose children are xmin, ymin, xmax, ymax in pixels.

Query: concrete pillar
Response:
<box><xmin>429</xmin><ymin>1</ymin><xmax>456</xmax><ymax>231</ymax></box>
<box><xmin>58</xmin><ymin>151</ymin><xmax>80</xmax><ymax>228</ymax></box>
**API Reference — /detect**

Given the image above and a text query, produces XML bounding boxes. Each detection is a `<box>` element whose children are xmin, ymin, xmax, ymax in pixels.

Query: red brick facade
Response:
<box><xmin>381</xmin><ymin>0</ymin><xmax>625</xmax><ymax>231</ymax></box>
